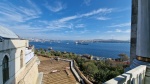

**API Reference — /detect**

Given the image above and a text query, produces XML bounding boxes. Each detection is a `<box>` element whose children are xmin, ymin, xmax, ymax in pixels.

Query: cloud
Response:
<box><xmin>0</xmin><ymin>0</ymin><xmax>114</xmax><ymax>39</ymax></box>
<box><xmin>80</xmin><ymin>29</ymin><xmax>89</xmax><ymax>34</ymax></box>
<box><xmin>58</xmin><ymin>15</ymin><xmax>78</xmax><ymax>22</ymax></box>
<box><xmin>26</xmin><ymin>0</ymin><xmax>41</xmax><ymax>14</ymax></box>
<box><xmin>81</xmin><ymin>8</ymin><xmax>113</xmax><ymax>17</ymax></box>
<box><xmin>97</xmin><ymin>17</ymin><xmax>110</xmax><ymax>20</ymax></box>
<box><xmin>108</xmin><ymin>22</ymin><xmax>131</xmax><ymax>27</ymax></box>
<box><xmin>65</xmin><ymin>30</ymin><xmax>73</xmax><ymax>33</ymax></box>
<box><xmin>45</xmin><ymin>1</ymin><xmax>66</xmax><ymax>12</ymax></box>
<box><xmin>84</xmin><ymin>0</ymin><xmax>91</xmax><ymax>6</ymax></box>
<box><xmin>106</xmin><ymin>29</ymin><xmax>131</xmax><ymax>33</ymax></box>
<box><xmin>0</xmin><ymin>0</ymin><xmax>41</xmax><ymax>22</ymax></box>
<box><xmin>42</xmin><ymin>8</ymin><xmax>113</xmax><ymax>30</ymax></box>
<box><xmin>75</xmin><ymin>24</ymin><xmax>85</xmax><ymax>28</ymax></box>
<box><xmin>46</xmin><ymin>21</ymin><xmax>74</xmax><ymax>30</ymax></box>
<box><xmin>57</xmin><ymin>8</ymin><xmax>113</xmax><ymax>22</ymax></box>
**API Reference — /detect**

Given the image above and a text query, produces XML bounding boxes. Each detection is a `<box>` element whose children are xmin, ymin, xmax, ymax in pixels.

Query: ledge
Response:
<box><xmin>36</xmin><ymin>72</ymin><xmax>43</xmax><ymax>84</ymax></box>
<box><xmin>104</xmin><ymin>65</ymin><xmax>146</xmax><ymax>84</ymax></box>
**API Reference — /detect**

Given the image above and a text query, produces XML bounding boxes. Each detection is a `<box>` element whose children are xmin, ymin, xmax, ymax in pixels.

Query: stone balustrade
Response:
<box><xmin>25</xmin><ymin>51</ymin><xmax>34</xmax><ymax>63</ymax></box>
<box><xmin>104</xmin><ymin>65</ymin><xmax>146</xmax><ymax>84</ymax></box>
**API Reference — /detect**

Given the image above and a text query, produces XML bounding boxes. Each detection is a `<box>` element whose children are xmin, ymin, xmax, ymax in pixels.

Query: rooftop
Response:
<box><xmin>38</xmin><ymin>56</ymin><xmax>79</xmax><ymax>84</ymax></box>
<box><xmin>0</xmin><ymin>26</ymin><xmax>19</xmax><ymax>39</ymax></box>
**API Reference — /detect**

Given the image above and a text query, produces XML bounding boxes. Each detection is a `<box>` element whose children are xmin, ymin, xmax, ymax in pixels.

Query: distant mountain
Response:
<box><xmin>28</xmin><ymin>38</ymin><xmax>130</xmax><ymax>43</ymax></box>
<box><xmin>92</xmin><ymin>39</ymin><xmax>130</xmax><ymax>43</ymax></box>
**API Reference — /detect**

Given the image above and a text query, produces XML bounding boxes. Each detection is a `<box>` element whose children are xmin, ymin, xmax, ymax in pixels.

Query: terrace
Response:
<box><xmin>38</xmin><ymin>56</ymin><xmax>79</xmax><ymax>84</ymax></box>
<box><xmin>104</xmin><ymin>0</ymin><xmax>150</xmax><ymax>84</ymax></box>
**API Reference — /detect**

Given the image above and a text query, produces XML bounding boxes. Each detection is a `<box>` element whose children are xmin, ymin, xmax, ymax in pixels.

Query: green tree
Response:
<box><xmin>94</xmin><ymin>70</ymin><xmax>107</xmax><ymax>83</ymax></box>
<box><xmin>47</xmin><ymin>52</ymin><xmax>51</xmax><ymax>57</ymax></box>
<box><xmin>34</xmin><ymin>49</ymin><xmax>38</xmax><ymax>54</ymax></box>
<box><xmin>54</xmin><ymin>51</ymin><xmax>61</xmax><ymax>56</ymax></box>
<box><xmin>82</xmin><ymin>62</ymin><xmax>98</xmax><ymax>80</ymax></box>
<box><xmin>118</xmin><ymin>53</ymin><xmax>129</xmax><ymax>61</ymax></box>
<box><xmin>50</xmin><ymin>50</ymin><xmax>55</xmax><ymax>56</ymax></box>
<box><xmin>62</xmin><ymin>53</ymin><xmax>68</xmax><ymax>58</ymax></box>
<box><xmin>40</xmin><ymin>48</ymin><xmax>45</xmax><ymax>55</ymax></box>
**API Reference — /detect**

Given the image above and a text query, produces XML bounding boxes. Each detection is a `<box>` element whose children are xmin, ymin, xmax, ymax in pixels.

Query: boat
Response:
<box><xmin>75</xmin><ymin>41</ymin><xmax>88</xmax><ymax>45</ymax></box>
<box><xmin>48</xmin><ymin>47</ymin><xmax>52</xmax><ymax>50</ymax></box>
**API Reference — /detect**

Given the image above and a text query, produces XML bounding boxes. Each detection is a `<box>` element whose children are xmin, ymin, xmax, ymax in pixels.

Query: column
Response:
<box><xmin>134</xmin><ymin>0</ymin><xmax>150</xmax><ymax>84</ymax></box>
<box><xmin>136</xmin><ymin>0</ymin><xmax>150</xmax><ymax>59</ymax></box>
<box><xmin>130</xmin><ymin>0</ymin><xmax>138</xmax><ymax>63</ymax></box>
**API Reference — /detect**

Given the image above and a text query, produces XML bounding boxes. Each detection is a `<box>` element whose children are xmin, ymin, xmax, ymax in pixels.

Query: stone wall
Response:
<box><xmin>0</xmin><ymin>46</ymin><xmax>25</xmax><ymax>84</ymax></box>
<box><xmin>16</xmin><ymin>57</ymin><xmax>38</xmax><ymax>84</ymax></box>
<box><xmin>0</xmin><ymin>39</ymin><xmax>39</xmax><ymax>84</ymax></box>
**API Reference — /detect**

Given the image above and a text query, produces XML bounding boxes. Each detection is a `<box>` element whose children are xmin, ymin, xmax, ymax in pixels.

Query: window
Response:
<box><xmin>20</xmin><ymin>50</ymin><xmax>23</xmax><ymax>68</ymax></box>
<box><xmin>2</xmin><ymin>56</ymin><xmax>9</xmax><ymax>84</ymax></box>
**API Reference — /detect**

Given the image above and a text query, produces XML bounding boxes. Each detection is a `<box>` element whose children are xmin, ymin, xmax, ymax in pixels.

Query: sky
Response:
<box><xmin>0</xmin><ymin>0</ymin><xmax>131</xmax><ymax>40</ymax></box>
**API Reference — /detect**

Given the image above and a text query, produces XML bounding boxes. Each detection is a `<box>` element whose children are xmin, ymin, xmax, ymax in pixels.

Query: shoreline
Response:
<box><xmin>35</xmin><ymin>48</ymin><xmax>129</xmax><ymax>61</ymax></box>
<box><xmin>30</xmin><ymin>41</ymin><xmax>130</xmax><ymax>59</ymax></box>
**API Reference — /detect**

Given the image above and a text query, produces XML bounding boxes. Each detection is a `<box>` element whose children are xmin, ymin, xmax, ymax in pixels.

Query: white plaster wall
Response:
<box><xmin>0</xmin><ymin>39</ymin><xmax>27</xmax><ymax>51</ymax></box>
<box><xmin>0</xmin><ymin>39</ymin><xmax>39</xmax><ymax>84</ymax></box>
<box><xmin>0</xmin><ymin>39</ymin><xmax>27</xmax><ymax>84</ymax></box>
<box><xmin>23</xmin><ymin>61</ymin><xmax>38</xmax><ymax>84</ymax></box>
<box><xmin>26</xmin><ymin>40</ymin><xmax>29</xmax><ymax>47</ymax></box>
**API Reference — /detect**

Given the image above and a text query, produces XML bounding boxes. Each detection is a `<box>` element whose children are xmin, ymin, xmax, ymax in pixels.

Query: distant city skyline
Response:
<box><xmin>0</xmin><ymin>0</ymin><xmax>131</xmax><ymax>40</ymax></box>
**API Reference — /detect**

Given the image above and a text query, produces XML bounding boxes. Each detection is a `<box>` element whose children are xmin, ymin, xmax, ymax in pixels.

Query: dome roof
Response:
<box><xmin>0</xmin><ymin>26</ymin><xmax>19</xmax><ymax>38</ymax></box>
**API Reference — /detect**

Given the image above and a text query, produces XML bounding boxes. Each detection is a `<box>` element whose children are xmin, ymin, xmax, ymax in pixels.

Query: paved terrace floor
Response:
<box><xmin>38</xmin><ymin>56</ymin><xmax>79</xmax><ymax>84</ymax></box>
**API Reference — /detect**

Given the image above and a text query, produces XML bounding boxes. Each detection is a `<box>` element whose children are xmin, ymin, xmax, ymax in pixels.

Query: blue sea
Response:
<box><xmin>30</xmin><ymin>41</ymin><xmax>130</xmax><ymax>58</ymax></box>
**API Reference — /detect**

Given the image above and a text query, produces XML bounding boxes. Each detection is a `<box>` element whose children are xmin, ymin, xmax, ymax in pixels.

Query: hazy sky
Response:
<box><xmin>0</xmin><ymin>0</ymin><xmax>131</xmax><ymax>40</ymax></box>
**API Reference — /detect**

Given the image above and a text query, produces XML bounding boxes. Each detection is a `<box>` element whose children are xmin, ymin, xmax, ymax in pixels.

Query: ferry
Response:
<box><xmin>48</xmin><ymin>47</ymin><xmax>53</xmax><ymax>50</ymax></box>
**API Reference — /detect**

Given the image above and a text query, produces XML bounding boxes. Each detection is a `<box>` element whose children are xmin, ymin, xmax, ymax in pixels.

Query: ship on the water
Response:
<box><xmin>75</xmin><ymin>41</ymin><xmax>88</xmax><ymax>45</ymax></box>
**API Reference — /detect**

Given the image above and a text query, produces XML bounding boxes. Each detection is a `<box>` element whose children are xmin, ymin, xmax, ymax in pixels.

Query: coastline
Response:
<box><xmin>30</xmin><ymin>41</ymin><xmax>130</xmax><ymax>59</ymax></box>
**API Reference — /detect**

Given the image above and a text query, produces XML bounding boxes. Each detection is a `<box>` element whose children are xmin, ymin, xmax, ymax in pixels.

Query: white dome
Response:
<box><xmin>0</xmin><ymin>26</ymin><xmax>19</xmax><ymax>38</ymax></box>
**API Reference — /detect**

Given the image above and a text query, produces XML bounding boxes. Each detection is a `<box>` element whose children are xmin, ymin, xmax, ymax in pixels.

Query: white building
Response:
<box><xmin>0</xmin><ymin>26</ymin><xmax>40</xmax><ymax>84</ymax></box>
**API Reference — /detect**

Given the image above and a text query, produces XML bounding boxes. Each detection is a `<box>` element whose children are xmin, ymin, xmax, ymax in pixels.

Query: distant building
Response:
<box><xmin>0</xmin><ymin>26</ymin><xmax>40</xmax><ymax>84</ymax></box>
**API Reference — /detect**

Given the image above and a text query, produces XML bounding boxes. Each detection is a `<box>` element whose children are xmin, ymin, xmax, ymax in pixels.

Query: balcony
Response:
<box><xmin>25</xmin><ymin>46</ymin><xmax>34</xmax><ymax>63</ymax></box>
<box><xmin>104</xmin><ymin>65</ymin><xmax>146</xmax><ymax>84</ymax></box>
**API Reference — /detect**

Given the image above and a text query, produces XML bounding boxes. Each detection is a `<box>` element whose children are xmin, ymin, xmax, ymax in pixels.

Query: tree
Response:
<box><xmin>118</xmin><ymin>53</ymin><xmax>129</xmax><ymax>61</ymax></box>
<box><xmin>50</xmin><ymin>50</ymin><xmax>55</xmax><ymax>56</ymax></box>
<box><xmin>40</xmin><ymin>48</ymin><xmax>45</xmax><ymax>55</ymax></box>
<box><xmin>82</xmin><ymin>62</ymin><xmax>98</xmax><ymax>80</ymax></box>
<box><xmin>54</xmin><ymin>51</ymin><xmax>61</xmax><ymax>56</ymax></box>
<box><xmin>47</xmin><ymin>52</ymin><xmax>51</xmax><ymax>57</ymax></box>
<box><xmin>94</xmin><ymin>70</ymin><xmax>107</xmax><ymax>83</ymax></box>
<box><xmin>63</xmin><ymin>53</ymin><xmax>69</xmax><ymax>58</ymax></box>
<box><xmin>34</xmin><ymin>49</ymin><xmax>38</xmax><ymax>54</ymax></box>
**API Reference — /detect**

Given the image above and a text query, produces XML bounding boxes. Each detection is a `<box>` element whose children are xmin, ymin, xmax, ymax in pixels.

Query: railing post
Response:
<box><xmin>132</xmin><ymin>78</ymin><xmax>136</xmax><ymax>84</ymax></box>
<box><xmin>139</xmin><ymin>74</ymin><xmax>142</xmax><ymax>84</ymax></box>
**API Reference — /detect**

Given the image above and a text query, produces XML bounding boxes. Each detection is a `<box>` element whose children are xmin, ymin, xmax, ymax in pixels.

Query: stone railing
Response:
<box><xmin>104</xmin><ymin>65</ymin><xmax>146</xmax><ymax>84</ymax></box>
<box><xmin>25</xmin><ymin>52</ymin><xmax>34</xmax><ymax>63</ymax></box>
<box><xmin>60</xmin><ymin>59</ymin><xmax>82</xmax><ymax>82</ymax></box>
<box><xmin>73</xmin><ymin>60</ymin><xmax>93</xmax><ymax>84</ymax></box>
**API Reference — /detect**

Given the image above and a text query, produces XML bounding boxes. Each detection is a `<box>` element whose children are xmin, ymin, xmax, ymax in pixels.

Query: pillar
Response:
<box><xmin>130</xmin><ymin>0</ymin><xmax>150</xmax><ymax>84</ymax></box>
<box><xmin>136</xmin><ymin>0</ymin><xmax>150</xmax><ymax>59</ymax></box>
<box><xmin>130</xmin><ymin>0</ymin><xmax>138</xmax><ymax>63</ymax></box>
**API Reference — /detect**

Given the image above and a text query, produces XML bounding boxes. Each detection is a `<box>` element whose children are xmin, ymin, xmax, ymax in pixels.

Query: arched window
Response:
<box><xmin>20</xmin><ymin>50</ymin><xmax>23</xmax><ymax>68</ymax></box>
<box><xmin>2</xmin><ymin>56</ymin><xmax>9</xmax><ymax>84</ymax></box>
